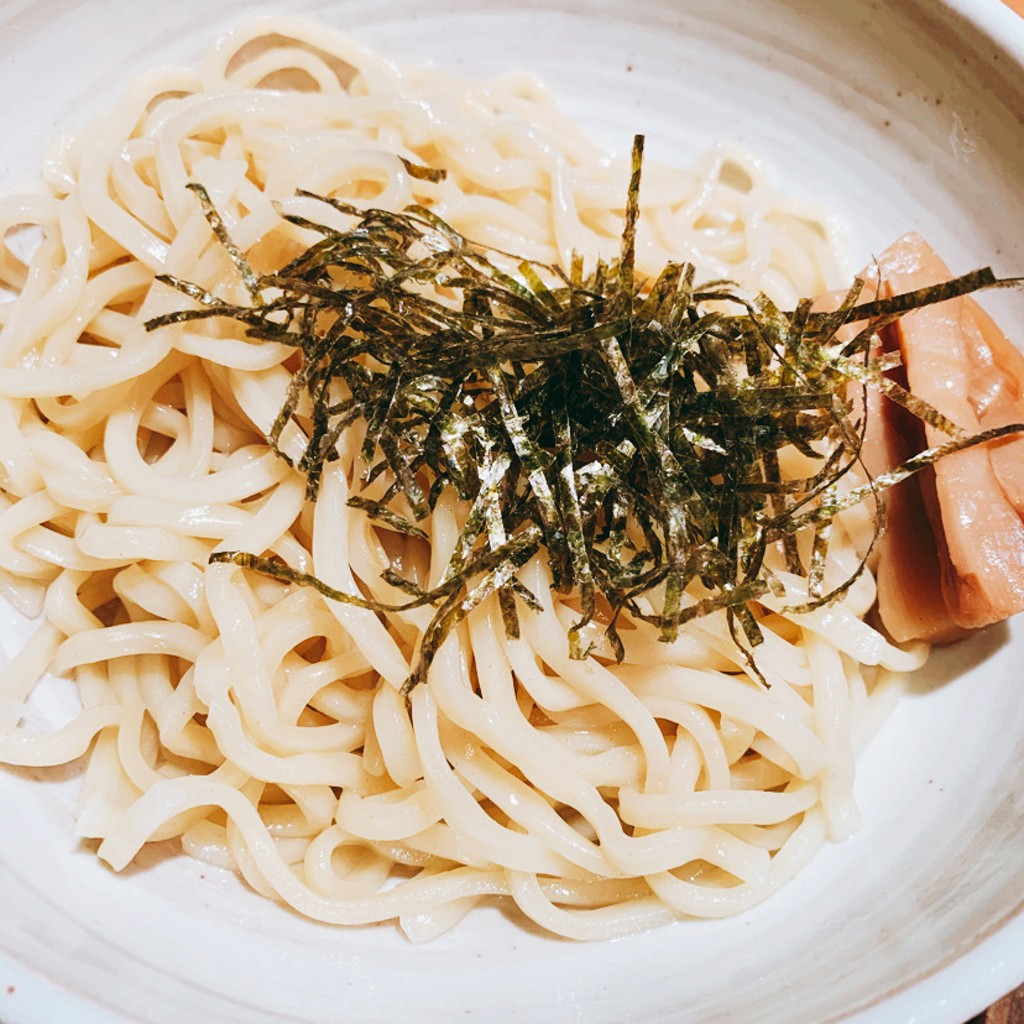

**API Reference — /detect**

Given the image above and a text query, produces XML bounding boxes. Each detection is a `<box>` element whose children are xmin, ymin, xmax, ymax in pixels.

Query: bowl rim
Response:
<box><xmin>843</xmin><ymin>6</ymin><xmax>1024</xmax><ymax>1018</ymax></box>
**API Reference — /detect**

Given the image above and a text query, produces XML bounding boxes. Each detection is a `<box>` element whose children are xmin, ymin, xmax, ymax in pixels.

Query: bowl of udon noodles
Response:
<box><xmin>0</xmin><ymin>0</ymin><xmax>1023</xmax><ymax>1021</ymax></box>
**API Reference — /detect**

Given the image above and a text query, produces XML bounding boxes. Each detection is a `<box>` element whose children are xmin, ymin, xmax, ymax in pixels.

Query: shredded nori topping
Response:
<box><xmin>146</xmin><ymin>138</ymin><xmax>1023</xmax><ymax>693</ymax></box>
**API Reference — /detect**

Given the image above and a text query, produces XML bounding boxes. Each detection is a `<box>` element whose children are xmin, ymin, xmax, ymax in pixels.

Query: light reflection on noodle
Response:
<box><xmin>0</xmin><ymin>17</ymin><xmax>920</xmax><ymax>941</ymax></box>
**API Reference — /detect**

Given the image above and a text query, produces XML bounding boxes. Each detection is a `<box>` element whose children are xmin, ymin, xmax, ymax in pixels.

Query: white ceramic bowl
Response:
<box><xmin>1</xmin><ymin>2</ymin><xmax>1023</xmax><ymax>1022</ymax></box>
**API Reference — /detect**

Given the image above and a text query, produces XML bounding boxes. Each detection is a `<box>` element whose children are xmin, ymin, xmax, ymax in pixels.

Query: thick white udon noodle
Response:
<box><xmin>0</xmin><ymin>17</ymin><xmax>926</xmax><ymax>941</ymax></box>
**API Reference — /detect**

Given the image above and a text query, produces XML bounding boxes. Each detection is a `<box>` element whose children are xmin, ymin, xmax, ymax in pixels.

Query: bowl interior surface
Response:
<box><xmin>1</xmin><ymin>2</ymin><xmax>1023</xmax><ymax>1023</ymax></box>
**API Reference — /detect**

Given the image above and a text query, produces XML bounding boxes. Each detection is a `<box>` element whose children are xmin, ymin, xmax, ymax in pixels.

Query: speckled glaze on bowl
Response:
<box><xmin>0</xmin><ymin>2</ymin><xmax>1023</xmax><ymax>1022</ymax></box>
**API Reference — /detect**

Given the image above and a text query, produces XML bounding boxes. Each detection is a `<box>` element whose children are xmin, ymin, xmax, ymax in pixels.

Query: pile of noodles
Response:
<box><xmin>0</xmin><ymin>18</ymin><xmax>924</xmax><ymax>941</ymax></box>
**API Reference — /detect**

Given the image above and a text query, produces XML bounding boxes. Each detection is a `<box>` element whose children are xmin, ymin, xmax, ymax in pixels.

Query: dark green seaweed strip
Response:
<box><xmin>346</xmin><ymin>496</ymin><xmax>429</xmax><ymax>539</ymax></box>
<box><xmin>212</xmin><ymin>524</ymin><xmax>541</xmax><ymax>615</ymax></box>
<box><xmin>779</xmin><ymin>422</ymin><xmax>1024</xmax><ymax>534</ymax></box>
<box><xmin>552</xmin><ymin>372</ymin><xmax>597</xmax><ymax>658</ymax></box>
<box><xmin>155</xmin><ymin>273</ymin><xmax>222</xmax><ymax>307</ymax></box>
<box><xmin>185</xmin><ymin>183</ymin><xmax>262</xmax><ymax>300</ymax></box>
<box><xmin>817</xmin><ymin>348</ymin><xmax>963</xmax><ymax>438</ymax></box>
<box><xmin>402</xmin><ymin>529</ymin><xmax>542</xmax><ymax>693</ymax></box>
<box><xmin>617</xmin><ymin>134</ymin><xmax>644</xmax><ymax>303</ymax></box>
<box><xmin>831</xmin><ymin>268</ymin><xmax>1000</xmax><ymax>322</ymax></box>
<box><xmin>399</xmin><ymin>157</ymin><xmax>448</xmax><ymax>183</ymax></box>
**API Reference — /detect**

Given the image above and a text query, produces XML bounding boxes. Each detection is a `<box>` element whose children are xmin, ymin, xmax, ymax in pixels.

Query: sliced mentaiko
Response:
<box><xmin>868</xmin><ymin>232</ymin><xmax>1024</xmax><ymax>641</ymax></box>
<box><xmin>812</xmin><ymin>259</ymin><xmax>964</xmax><ymax>643</ymax></box>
